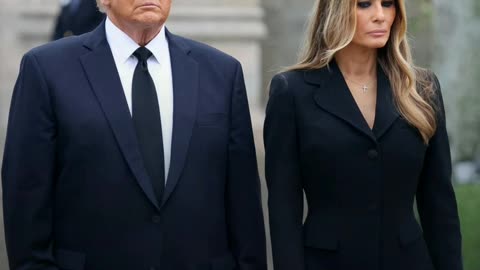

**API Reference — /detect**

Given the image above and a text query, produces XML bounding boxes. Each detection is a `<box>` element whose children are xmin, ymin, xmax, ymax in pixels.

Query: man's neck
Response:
<box><xmin>107</xmin><ymin>15</ymin><xmax>163</xmax><ymax>46</ymax></box>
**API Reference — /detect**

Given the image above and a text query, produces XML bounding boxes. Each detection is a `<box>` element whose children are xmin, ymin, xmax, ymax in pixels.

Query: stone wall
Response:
<box><xmin>262</xmin><ymin>0</ymin><xmax>316</xmax><ymax>97</ymax></box>
<box><xmin>1</xmin><ymin>1</ymin><xmax>61</xmax><ymax>266</ymax></box>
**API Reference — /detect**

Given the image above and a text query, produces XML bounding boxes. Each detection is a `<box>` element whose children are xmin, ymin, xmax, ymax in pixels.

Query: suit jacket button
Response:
<box><xmin>368</xmin><ymin>149</ymin><xmax>378</xmax><ymax>159</ymax></box>
<box><xmin>152</xmin><ymin>215</ymin><xmax>161</xmax><ymax>224</ymax></box>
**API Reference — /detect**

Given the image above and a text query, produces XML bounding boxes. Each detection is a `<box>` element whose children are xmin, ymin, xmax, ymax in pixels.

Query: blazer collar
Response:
<box><xmin>373</xmin><ymin>63</ymin><xmax>400</xmax><ymax>139</ymax></box>
<box><xmin>307</xmin><ymin>60</ymin><xmax>399</xmax><ymax>142</ymax></box>
<box><xmin>161</xmin><ymin>29</ymin><xmax>199</xmax><ymax>208</ymax></box>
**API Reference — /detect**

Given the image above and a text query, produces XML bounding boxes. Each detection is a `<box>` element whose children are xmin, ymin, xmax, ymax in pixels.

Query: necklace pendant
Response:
<box><xmin>362</xmin><ymin>85</ymin><xmax>368</xmax><ymax>93</ymax></box>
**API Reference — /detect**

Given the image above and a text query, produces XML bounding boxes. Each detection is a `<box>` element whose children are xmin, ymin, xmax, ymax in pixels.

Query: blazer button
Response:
<box><xmin>368</xmin><ymin>149</ymin><xmax>378</xmax><ymax>159</ymax></box>
<box><xmin>151</xmin><ymin>215</ymin><xmax>161</xmax><ymax>224</ymax></box>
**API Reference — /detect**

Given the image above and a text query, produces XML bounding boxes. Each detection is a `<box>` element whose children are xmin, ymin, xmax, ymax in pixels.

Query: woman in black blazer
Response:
<box><xmin>264</xmin><ymin>0</ymin><xmax>462</xmax><ymax>270</ymax></box>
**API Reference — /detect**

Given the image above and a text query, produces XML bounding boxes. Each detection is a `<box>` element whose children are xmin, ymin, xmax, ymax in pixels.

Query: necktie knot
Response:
<box><xmin>133</xmin><ymin>47</ymin><xmax>153</xmax><ymax>62</ymax></box>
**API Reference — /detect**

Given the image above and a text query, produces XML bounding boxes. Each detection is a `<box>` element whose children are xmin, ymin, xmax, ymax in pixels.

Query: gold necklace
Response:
<box><xmin>344</xmin><ymin>76</ymin><xmax>376</xmax><ymax>93</ymax></box>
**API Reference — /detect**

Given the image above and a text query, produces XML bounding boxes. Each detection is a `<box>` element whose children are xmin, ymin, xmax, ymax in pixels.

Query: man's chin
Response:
<box><xmin>133</xmin><ymin>16</ymin><xmax>164</xmax><ymax>28</ymax></box>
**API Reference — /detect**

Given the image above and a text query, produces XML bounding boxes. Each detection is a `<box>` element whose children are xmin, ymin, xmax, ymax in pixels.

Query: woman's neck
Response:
<box><xmin>335</xmin><ymin>44</ymin><xmax>378</xmax><ymax>79</ymax></box>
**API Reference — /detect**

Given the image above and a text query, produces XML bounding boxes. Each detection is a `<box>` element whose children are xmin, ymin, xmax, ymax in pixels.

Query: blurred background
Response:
<box><xmin>0</xmin><ymin>0</ymin><xmax>478</xmax><ymax>269</ymax></box>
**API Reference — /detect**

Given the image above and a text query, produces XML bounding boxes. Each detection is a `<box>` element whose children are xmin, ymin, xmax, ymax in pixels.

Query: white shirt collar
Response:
<box><xmin>105</xmin><ymin>17</ymin><xmax>169</xmax><ymax>65</ymax></box>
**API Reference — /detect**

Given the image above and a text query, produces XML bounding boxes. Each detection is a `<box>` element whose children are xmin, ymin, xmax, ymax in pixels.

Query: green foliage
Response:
<box><xmin>454</xmin><ymin>42</ymin><xmax>480</xmax><ymax>161</ymax></box>
<box><xmin>455</xmin><ymin>184</ymin><xmax>480</xmax><ymax>270</ymax></box>
<box><xmin>408</xmin><ymin>0</ymin><xmax>433</xmax><ymax>34</ymax></box>
<box><xmin>475</xmin><ymin>0</ymin><xmax>480</xmax><ymax>17</ymax></box>
<box><xmin>407</xmin><ymin>0</ymin><xmax>434</xmax><ymax>66</ymax></box>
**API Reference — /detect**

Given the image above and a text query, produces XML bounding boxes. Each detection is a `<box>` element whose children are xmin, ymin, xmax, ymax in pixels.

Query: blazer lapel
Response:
<box><xmin>80</xmin><ymin>22</ymin><xmax>160</xmax><ymax>211</ymax></box>
<box><xmin>308</xmin><ymin>61</ymin><xmax>377</xmax><ymax>142</ymax></box>
<box><xmin>371</xmin><ymin>65</ymin><xmax>400</xmax><ymax>139</ymax></box>
<box><xmin>161</xmin><ymin>31</ymin><xmax>199</xmax><ymax>208</ymax></box>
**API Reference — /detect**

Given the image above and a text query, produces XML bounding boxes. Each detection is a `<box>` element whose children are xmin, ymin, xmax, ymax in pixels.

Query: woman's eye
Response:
<box><xmin>357</xmin><ymin>2</ymin><xmax>371</xmax><ymax>8</ymax></box>
<box><xmin>382</xmin><ymin>1</ymin><xmax>395</xmax><ymax>7</ymax></box>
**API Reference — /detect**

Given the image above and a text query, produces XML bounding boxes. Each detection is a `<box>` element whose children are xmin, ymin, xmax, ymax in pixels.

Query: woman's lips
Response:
<box><xmin>368</xmin><ymin>30</ymin><xmax>388</xmax><ymax>37</ymax></box>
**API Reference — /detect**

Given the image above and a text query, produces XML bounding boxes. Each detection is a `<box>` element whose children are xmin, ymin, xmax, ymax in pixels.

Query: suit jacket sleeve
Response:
<box><xmin>416</xmin><ymin>74</ymin><xmax>463</xmax><ymax>270</ymax></box>
<box><xmin>264</xmin><ymin>74</ymin><xmax>305</xmax><ymax>270</ymax></box>
<box><xmin>226</xmin><ymin>61</ymin><xmax>267</xmax><ymax>270</ymax></box>
<box><xmin>2</xmin><ymin>53</ymin><xmax>59</xmax><ymax>270</ymax></box>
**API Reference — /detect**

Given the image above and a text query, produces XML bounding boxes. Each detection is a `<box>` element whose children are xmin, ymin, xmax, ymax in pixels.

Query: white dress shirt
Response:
<box><xmin>105</xmin><ymin>17</ymin><xmax>173</xmax><ymax>183</ymax></box>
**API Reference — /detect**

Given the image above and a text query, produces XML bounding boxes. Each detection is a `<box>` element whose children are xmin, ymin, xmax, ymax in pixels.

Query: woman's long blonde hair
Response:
<box><xmin>288</xmin><ymin>0</ymin><xmax>437</xmax><ymax>143</ymax></box>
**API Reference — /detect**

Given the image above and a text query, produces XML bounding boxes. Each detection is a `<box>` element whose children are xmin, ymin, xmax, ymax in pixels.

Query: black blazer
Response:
<box><xmin>2</xmin><ymin>21</ymin><xmax>266</xmax><ymax>270</ymax></box>
<box><xmin>52</xmin><ymin>0</ymin><xmax>104</xmax><ymax>40</ymax></box>
<box><xmin>264</xmin><ymin>61</ymin><xmax>462</xmax><ymax>270</ymax></box>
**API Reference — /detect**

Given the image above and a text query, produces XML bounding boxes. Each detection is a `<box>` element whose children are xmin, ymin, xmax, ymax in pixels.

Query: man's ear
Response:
<box><xmin>100</xmin><ymin>0</ymin><xmax>110</xmax><ymax>9</ymax></box>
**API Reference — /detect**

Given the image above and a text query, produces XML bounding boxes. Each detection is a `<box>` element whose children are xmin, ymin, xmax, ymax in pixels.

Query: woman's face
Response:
<box><xmin>352</xmin><ymin>0</ymin><xmax>397</xmax><ymax>49</ymax></box>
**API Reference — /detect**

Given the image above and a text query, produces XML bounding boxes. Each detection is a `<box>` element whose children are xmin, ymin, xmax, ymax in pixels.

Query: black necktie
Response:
<box><xmin>132</xmin><ymin>47</ymin><xmax>165</xmax><ymax>202</ymax></box>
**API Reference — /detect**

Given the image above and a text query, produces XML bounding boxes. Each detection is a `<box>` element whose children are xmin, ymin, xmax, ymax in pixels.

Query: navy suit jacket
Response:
<box><xmin>264</xmin><ymin>62</ymin><xmax>462</xmax><ymax>270</ymax></box>
<box><xmin>2</xmin><ymin>21</ymin><xmax>266</xmax><ymax>270</ymax></box>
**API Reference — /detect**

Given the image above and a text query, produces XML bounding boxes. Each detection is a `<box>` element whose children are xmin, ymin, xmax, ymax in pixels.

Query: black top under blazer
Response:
<box><xmin>264</xmin><ymin>61</ymin><xmax>462</xmax><ymax>270</ymax></box>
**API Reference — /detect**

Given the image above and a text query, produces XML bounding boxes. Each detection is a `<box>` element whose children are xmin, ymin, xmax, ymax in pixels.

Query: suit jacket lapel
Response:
<box><xmin>372</xmin><ymin>65</ymin><xmax>400</xmax><ymax>139</ymax></box>
<box><xmin>80</xmin><ymin>22</ymin><xmax>160</xmax><ymax>211</ymax></box>
<box><xmin>308</xmin><ymin>61</ymin><xmax>377</xmax><ymax>142</ymax></box>
<box><xmin>161</xmin><ymin>30</ymin><xmax>199</xmax><ymax>208</ymax></box>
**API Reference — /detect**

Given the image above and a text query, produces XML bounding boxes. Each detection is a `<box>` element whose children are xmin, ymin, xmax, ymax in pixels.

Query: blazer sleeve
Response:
<box><xmin>2</xmin><ymin>53</ymin><xmax>59</xmax><ymax>270</ymax></box>
<box><xmin>226</xmin><ymin>61</ymin><xmax>267</xmax><ymax>270</ymax></box>
<box><xmin>416</xmin><ymin>74</ymin><xmax>463</xmax><ymax>270</ymax></box>
<box><xmin>264</xmin><ymin>74</ymin><xmax>305</xmax><ymax>270</ymax></box>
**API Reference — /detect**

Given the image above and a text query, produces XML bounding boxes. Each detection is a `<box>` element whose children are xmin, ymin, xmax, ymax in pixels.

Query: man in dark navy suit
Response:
<box><xmin>2</xmin><ymin>0</ymin><xmax>267</xmax><ymax>269</ymax></box>
<box><xmin>52</xmin><ymin>0</ymin><xmax>105</xmax><ymax>40</ymax></box>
